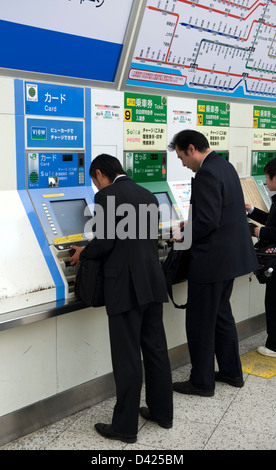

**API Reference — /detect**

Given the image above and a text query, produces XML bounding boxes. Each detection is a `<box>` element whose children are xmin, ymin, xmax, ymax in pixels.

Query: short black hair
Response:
<box><xmin>264</xmin><ymin>157</ymin><xmax>276</xmax><ymax>179</ymax></box>
<box><xmin>168</xmin><ymin>129</ymin><xmax>210</xmax><ymax>153</ymax></box>
<box><xmin>89</xmin><ymin>154</ymin><xmax>126</xmax><ymax>182</ymax></box>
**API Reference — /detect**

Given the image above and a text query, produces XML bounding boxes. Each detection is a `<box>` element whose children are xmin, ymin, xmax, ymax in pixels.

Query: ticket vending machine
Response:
<box><xmin>124</xmin><ymin>151</ymin><xmax>191</xmax><ymax>263</ymax></box>
<box><xmin>252</xmin><ymin>150</ymin><xmax>275</xmax><ymax>210</ymax></box>
<box><xmin>141</xmin><ymin>180</ymin><xmax>192</xmax><ymax>262</ymax></box>
<box><xmin>26</xmin><ymin>151</ymin><xmax>94</xmax><ymax>300</ymax></box>
<box><xmin>9</xmin><ymin>80</ymin><xmax>95</xmax><ymax>314</ymax></box>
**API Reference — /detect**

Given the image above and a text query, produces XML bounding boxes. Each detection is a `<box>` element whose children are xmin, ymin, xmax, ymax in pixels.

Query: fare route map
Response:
<box><xmin>127</xmin><ymin>0</ymin><xmax>276</xmax><ymax>100</ymax></box>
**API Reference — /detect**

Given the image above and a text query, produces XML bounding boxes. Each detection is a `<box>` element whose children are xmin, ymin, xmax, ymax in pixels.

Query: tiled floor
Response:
<box><xmin>1</xmin><ymin>330</ymin><xmax>275</xmax><ymax>451</ymax></box>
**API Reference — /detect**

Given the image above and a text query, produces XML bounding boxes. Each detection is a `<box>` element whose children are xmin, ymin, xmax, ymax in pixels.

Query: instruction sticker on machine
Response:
<box><xmin>26</xmin><ymin>118</ymin><xmax>84</xmax><ymax>149</ymax></box>
<box><xmin>124</xmin><ymin>122</ymin><xmax>167</xmax><ymax>151</ymax></box>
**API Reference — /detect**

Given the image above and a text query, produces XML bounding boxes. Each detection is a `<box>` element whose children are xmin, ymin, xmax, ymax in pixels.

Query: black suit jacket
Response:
<box><xmin>81</xmin><ymin>176</ymin><xmax>168</xmax><ymax>315</ymax></box>
<box><xmin>249</xmin><ymin>194</ymin><xmax>276</xmax><ymax>248</ymax></box>
<box><xmin>188</xmin><ymin>152</ymin><xmax>258</xmax><ymax>283</ymax></box>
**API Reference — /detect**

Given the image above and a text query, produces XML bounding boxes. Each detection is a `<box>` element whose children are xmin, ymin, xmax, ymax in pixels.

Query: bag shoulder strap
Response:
<box><xmin>166</xmin><ymin>276</ymin><xmax>187</xmax><ymax>309</ymax></box>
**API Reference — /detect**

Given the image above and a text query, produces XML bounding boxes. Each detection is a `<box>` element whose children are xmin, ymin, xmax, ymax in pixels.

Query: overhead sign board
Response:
<box><xmin>0</xmin><ymin>0</ymin><xmax>134</xmax><ymax>82</ymax></box>
<box><xmin>127</xmin><ymin>0</ymin><xmax>276</xmax><ymax>101</ymax></box>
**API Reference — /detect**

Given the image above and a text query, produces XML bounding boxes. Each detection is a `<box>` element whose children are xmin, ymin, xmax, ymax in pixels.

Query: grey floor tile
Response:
<box><xmin>45</xmin><ymin>429</ymin><xmax>126</xmax><ymax>450</ymax></box>
<box><xmin>205</xmin><ymin>424</ymin><xmax>276</xmax><ymax>450</ymax></box>
<box><xmin>1</xmin><ymin>329</ymin><xmax>274</xmax><ymax>451</ymax></box>
<box><xmin>219</xmin><ymin>375</ymin><xmax>276</xmax><ymax>435</ymax></box>
<box><xmin>0</xmin><ymin>413</ymin><xmax>82</xmax><ymax>450</ymax></box>
<box><xmin>137</xmin><ymin>418</ymin><xmax>216</xmax><ymax>450</ymax></box>
<box><xmin>172</xmin><ymin>388</ymin><xmax>239</xmax><ymax>426</ymax></box>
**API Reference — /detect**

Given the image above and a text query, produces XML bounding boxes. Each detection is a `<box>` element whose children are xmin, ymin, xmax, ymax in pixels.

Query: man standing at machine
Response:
<box><xmin>69</xmin><ymin>154</ymin><xmax>173</xmax><ymax>443</ymax></box>
<box><xmin>245</xmin><ymin>156</ymin><xmax>276</xmax><ymax>358</ymax></box>
<box><xmin>168</xmin><ymin>130</ymin><xmax>258</xmax><ymax>396</ymax></box>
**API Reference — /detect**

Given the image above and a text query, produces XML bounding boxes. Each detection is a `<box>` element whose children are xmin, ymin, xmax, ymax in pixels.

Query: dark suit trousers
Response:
<box><xmin>186</xmin><ymin>279</ymin><xmax>242</xmax><ymax>390</ymax></box>
<box><xmin>108</xmin><ymin>302</ymin><xmax>173</xmax><ymax>435</ymax></box>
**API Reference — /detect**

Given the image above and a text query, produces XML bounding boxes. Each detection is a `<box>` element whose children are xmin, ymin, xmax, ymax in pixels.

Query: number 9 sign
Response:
<box><xmin>124</xmin><ymin>109</ymin><xmax>132</xmax><ymax>121</ymax></box>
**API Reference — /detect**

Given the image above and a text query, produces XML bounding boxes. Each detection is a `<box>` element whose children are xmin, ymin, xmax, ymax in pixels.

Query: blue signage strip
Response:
<box><xmin>0</xmin><ymin>20</ymin><xmax>122</xmax><ymax>83</ymax></box>
<box><xmin>14</xmin><ymin>80</ymin><xmax>65</xmax><ymax>300</ymax></box>
<box><xmin>84</xmin><ymin>87</ymin><xmax>92</xmax><ymax>186</ymax></box>
<box><xmin>14</xmin><ymin>79</ymin><xmax>26</xmax><ymax>191</ymax></box>
<box><xmin>26</xmin><ymin>118</ymin><xmax>84</xmax><ymax>149</ymax></box>
<box><xmin>25</xmin><ymin>82</ymin><xmax>84</xmax><ymax>118</ymax></box>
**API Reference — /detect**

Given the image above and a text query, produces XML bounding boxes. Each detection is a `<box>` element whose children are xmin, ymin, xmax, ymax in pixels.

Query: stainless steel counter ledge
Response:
<box><xmin>0</xmin><ymin>299</ymin><xmax>88</xmax><ymax>331</ymax></box>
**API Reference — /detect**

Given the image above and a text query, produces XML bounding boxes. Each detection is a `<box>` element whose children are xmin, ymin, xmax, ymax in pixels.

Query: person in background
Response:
<box><xmin>69</xmin><ymin>154</ymin><xmax>173</xmax><ymax>443</ymax></box>
<box><xmin>168</xmin><ymin>130</ymin><xmax>258</xmax><ymax>396</ymax></box>
<box><xmin>245</xmin><ymin>157</ymin><xmax>276</xmax><ymax>358</ymax></box>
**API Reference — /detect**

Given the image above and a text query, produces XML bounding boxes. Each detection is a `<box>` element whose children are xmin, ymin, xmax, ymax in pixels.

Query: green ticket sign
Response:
<box><xmin>197</xmin><ymin>101</ymin><xmax>230</xmax><ymax>127</ymax></box>
<box><xmin>252</xmin><ymin>151</ymin><xmax>276</xmax><ymax>175</ymax></box>
<box><xmin>124</xmin><ymin>93</ymin><xmax>167</xmax><ymax>123</ymax></box>
<box><xmin>124</xmin><ymin>151</ymin><xmax>167</xmax><ymax>183</ymax></box>
<box><xmin>253</xmin><ymin>106</ymin><xmax>276</xmax><ymax>129</ymax></box>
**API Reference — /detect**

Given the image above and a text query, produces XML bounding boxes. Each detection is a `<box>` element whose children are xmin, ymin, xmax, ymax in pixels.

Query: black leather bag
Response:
<box><xmin>254</xmin><ymin>246</ymin><xmax>276</xmax><ymax>284</ymax></box>
<box><xmin>75</xmin><ymin>258</ymin><xmax>105</xmax><ymax>307</ymax></box>
<box><xmin>162</xmin><ymin>246</ymin><xmax>190</xmax><ymax>309</ymax></box>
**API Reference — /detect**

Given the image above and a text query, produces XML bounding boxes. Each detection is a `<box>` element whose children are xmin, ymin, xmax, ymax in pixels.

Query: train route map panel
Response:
<box><xmin>127</xmin><ymin>0</ymin><xmax>276</xmax><ymax>101</ymax></box>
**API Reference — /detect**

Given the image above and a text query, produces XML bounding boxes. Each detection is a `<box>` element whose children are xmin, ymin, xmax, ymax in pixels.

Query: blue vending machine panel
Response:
<box><xmin>27</xmin><ymin>152</ymin><xmax>85</xmax><ymax>189</ymax></box>
<box><xmin>14</xmin><ymin>81</ymin><xmax>93</xmax><ymax>302</ymax></box>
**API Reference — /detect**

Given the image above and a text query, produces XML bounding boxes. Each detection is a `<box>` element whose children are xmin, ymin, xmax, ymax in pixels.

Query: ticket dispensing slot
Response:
<box><xmin>52</xmin><ymin>240</ymin><xmax>89</xmax><ymax>295</ymax></box>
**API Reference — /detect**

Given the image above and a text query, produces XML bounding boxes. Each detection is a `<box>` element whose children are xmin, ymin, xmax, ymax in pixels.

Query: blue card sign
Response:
<box><xmin>25</xmin><ymin>82</ymin><xmax>84</xmax><ymax>118</ymax></box>
<box><xmin>26</xmin><ymin>118</ymin><xmax>84</xmax><ymax>149</ymax></box>
<box><xmin>27</xmin><ymin>152</ymin><xmax>85</xmax><ymax>189</ymax></box>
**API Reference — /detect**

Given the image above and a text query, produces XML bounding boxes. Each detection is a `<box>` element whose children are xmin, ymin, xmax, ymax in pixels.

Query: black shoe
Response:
<box><xmin>94</xmin><ymin>423</ymin><xmax>137</xmax><ymax>443</ymax></box>
<box><xmin>139</xmin><ymin>407</ymin><xmax>173</xmax><ymax>429</ymax></box>
<box><xmin>173</xmin><ymin>380</ymin><xmax>214</xmax><ymax>397</ymax></box>
<box><xmin>215</xmin><ymin>372</ymin><xmax>244</xmax><ymax>388</ymax></box>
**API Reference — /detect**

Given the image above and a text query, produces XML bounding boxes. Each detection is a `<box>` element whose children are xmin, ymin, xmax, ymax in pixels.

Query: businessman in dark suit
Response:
<box><xmin>69</xmin><ymin>154</ymin><xmax>173</xmax><ymax>443</ymax></box>
<box><xmin>245</xmin><ymin>157</ymin><xmax>276</xmax><ymax>357</ymax></box>
<box><xmin>168</xmin><ymin>130</ymin><xmax>258</xmax><ymax>396</ymax></box>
